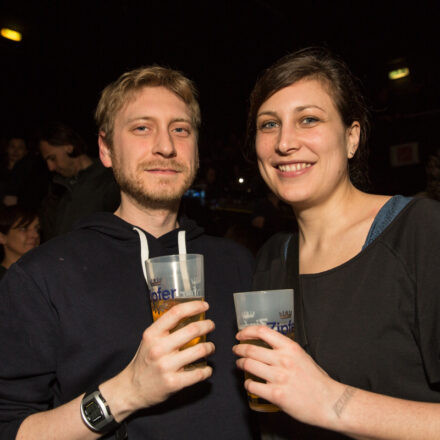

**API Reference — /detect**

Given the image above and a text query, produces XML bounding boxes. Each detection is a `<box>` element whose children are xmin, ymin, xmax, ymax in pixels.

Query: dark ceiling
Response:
<box><xmin>1</xmin><ymin>0</ymin><xmax>439</xmax><ymax>155</ymax></box>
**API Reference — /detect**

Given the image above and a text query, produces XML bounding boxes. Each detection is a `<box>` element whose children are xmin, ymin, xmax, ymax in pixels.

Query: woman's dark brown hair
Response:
<box><xmin>246</xmin><ymin>47</ymin><xmax>370</xmax><ymax>189</ymax></box>
<box><xmin>0</xmin><ymin>206</ymin><xmax>39</xmax><ymax>235</ymax></box>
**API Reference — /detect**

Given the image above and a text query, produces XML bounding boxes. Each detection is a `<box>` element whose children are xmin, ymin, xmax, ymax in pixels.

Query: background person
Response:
<box><xmin>0</xmin><ymin>136</ymin><xmax>49</xmax><ymax>209</ymax></box>
<box><xmin>37</xmin><ymin>122</ymin><xmax>120</xmax><ymax>241</ymax></box>
<box><xmin>234</xmin><ymin>47</ymin><xmax>440</xmax><ymax>439</ymax></box>
<box><xmin>0</xmin><ymin>205</ymin><xmax>40</xmax><ymax>280</ymax></box>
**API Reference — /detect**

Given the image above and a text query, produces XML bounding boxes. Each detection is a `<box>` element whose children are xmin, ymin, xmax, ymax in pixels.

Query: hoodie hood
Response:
<box><xmin>74</xmin><ymin>212</ymin><xmax>204</xmax><ymax>245</ymax></box>
<box><xmin>74</xmin><ymin>212</ymin><xmax>205</xmax><ymax>285</ymax></box>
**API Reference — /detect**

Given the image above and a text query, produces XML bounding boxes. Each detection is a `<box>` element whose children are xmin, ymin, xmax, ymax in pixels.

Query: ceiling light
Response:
<box><xmin>388</xmin><ymin>67</ymin><xmax>410</xmax><ymax>80</ymax></box>
<box><xmin>1</xmin><ymin>28</ymin><xmax>22</xmax><ymax>42</ymax></box>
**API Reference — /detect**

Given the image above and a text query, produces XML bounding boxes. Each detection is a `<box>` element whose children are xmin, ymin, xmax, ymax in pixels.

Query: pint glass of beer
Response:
<box><xmin>145</xmin><ymin>254</ymin><xmax>205</xmax><ymax>370</ymax></box>
<box><xmin>233</xmin><ymin>289</ymin><xmax>294</xmax><ymax>412</ymax></box>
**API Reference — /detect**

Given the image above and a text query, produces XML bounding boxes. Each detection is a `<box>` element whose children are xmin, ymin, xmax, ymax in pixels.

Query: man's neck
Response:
<box><xmin>114</xmin><ymin>193</ymin><xmax>180</xmax><ymax>238</ymax></box>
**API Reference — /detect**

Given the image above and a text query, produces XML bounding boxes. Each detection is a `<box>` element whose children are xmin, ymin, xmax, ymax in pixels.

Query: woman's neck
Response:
<box><xmin>292</xmin><ymin>184</ymin><xmax>390</xmax><ymax>274</ymax></box>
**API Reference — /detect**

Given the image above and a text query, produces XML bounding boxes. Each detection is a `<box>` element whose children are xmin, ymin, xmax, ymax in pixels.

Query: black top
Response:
<box><xmin>0</xmin><ymin>213</ymin><xmax>256</xmax><ymax>439</ymax></box>
<box><xmin>302</xmin><ymin>197</ymin><xmax>440</xmax><ymax>400</ymax></box>
<box><xmin>254</xmin><ymin>197</ymin><xmax>440</xmax><ymax>439</ymax></box>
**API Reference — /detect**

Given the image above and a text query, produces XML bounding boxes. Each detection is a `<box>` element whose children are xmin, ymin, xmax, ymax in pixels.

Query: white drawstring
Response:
<box><xmin>133</xmin><ymin>227</ymin><xmax>149</xmax><ymax>282</ymax></box>
<box><xmin>133</xmin><ymin>227</ymin><xmax>187</xmax><ymax>284</ymax></box>
<box><xmin>178</xmin><ymin>230</ymin><xmax>187</xmax><ymax>254</ymax></box>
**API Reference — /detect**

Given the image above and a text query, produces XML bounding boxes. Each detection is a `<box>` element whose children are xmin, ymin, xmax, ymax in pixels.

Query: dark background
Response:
<box><xmin>1</xmin><ymin>0</ymin><xmax>439</xmax><ymax>196</ymax></box>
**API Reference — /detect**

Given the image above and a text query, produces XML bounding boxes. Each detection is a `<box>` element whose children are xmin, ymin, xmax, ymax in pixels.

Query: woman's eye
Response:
<box><xmin>259</xmin><ymin>121</ymin><xmax>279</xmax><ymax>130</ymax></box>
<box><xmin>302</xmin><ymin>117</ymin><xmax>319</xmax><ymax>125</ymax></box>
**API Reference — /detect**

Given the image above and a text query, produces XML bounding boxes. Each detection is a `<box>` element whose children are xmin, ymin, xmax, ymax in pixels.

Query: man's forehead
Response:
<box><xmin>117</xmin><ymin>86</ymin><xmax>191</xmax><ymax>121</ymax></box>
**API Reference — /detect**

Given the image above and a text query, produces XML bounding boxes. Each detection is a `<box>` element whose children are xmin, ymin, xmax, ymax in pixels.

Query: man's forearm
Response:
<box><xmin>16</xmin><ymin>395</ymin><xmax>101</xmax><ymax>440</ymax></box>
<box><xmin>16</xmin><ymin>373</ymin><xmax>135</xmax><ymax>440</ymax></box>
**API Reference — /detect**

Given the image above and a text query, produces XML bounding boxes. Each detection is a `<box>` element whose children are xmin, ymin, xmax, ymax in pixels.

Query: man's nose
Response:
<box><xmin>47</xmin><ymin>161</ymin><xmax>56</xmax><ymax>172</ymax></box>
<box><xmin>152</xmin><ymin>131</ymin><xmax>177</xmax><ymax>157</ymax></box>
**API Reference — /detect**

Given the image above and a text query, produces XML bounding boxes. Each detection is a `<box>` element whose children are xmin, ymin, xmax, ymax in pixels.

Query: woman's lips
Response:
<box><xmin>275</xmin><ymin>162</ymin><xmax>313</xmax><ymax>176</ymax></box>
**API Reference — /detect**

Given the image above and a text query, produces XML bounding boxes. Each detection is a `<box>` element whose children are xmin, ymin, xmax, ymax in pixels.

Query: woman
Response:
<box><xmin>0</xmin><ymin>206</ymin><xmax>40</xmax><ymax>280</ymax></box>
<box><xmin>233</xmin><ymin>47</ymin><xmax>440</xmax><ymax>439</ymax></box>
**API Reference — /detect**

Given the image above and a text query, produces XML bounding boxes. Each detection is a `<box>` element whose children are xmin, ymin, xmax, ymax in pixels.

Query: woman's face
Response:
<box><xmin>1</xmin><ymin>217</ymin><xmax>40</xmax><ymax>259</ymax></box>
<box><xmin>255</xmin><ymin>78</ymin><xmax>360</xmax><ymax>208</ymax></box>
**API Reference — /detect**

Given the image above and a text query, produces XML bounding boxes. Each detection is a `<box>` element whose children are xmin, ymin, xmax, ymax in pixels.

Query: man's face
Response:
<box><xmin>39</xmin><ymin>141</ymin><xmax>79</xmax><ymax>178</ymax></box>
<box><xmin>100</xmin><ymin>86</ymin><xmax>199</xmax><ymax>209</ymax></box>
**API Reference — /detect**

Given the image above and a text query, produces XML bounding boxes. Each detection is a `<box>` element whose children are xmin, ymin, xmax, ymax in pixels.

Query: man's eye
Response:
<box><xmin>134</xmin><ymin>126</ymin><xmax>147</xmax><ymax>132</ymax></box>
<box><xmin>173</xmin><ymin>127</ymin><xmax>190</xmax><ymax>135</ymax></box>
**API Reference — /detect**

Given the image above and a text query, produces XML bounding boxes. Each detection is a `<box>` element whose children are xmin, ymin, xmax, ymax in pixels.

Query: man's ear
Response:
<box><xmin>346</xmin><ymin>121</ymin><xmax>360</xmax><ymax>159</ymax></box>
<box><xmin>98</xmin><ymin>133</ymin><xmax>113</xmax><ymax>168</ymax></box>
<box><xmin>65</xmin><ymin>144</ymin><xmax>74</xmax><ymax>155</ymax></box>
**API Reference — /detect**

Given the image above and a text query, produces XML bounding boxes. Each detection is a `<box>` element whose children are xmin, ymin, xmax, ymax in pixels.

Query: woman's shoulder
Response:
<box><xmin>395</xmin><ymin>195</ymin><xmax>440</xmax><ymax>222</ymax></box>
<box><xmin>376</xmin><ymin>195</ymin><xmax>440</xmax><ymax>249</ymax></box>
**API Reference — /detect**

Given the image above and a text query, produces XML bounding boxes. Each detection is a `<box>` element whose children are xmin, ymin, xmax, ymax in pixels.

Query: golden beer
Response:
<box><xmin>151</xmin><ymin>296</ymin><xmax>206</xmax><ymax>369</ymax></box>
<box><xmin>241</xmin><ymin>332</ymin><xmax>294</xmax><ymax>412</ymax></box>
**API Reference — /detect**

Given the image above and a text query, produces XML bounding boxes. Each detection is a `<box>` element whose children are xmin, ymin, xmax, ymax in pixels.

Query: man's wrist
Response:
<box><xmin>99</xmin><ymin>373</ymin><xmax>138</xmax><ymax>423</ymax></box>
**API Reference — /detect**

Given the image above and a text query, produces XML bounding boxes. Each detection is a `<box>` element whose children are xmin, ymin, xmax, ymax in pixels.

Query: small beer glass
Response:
<box><xmin>145</xmin><ymin>254</ymin><xmax>205</xmax><ymax>370</ymax></box>
<box><xmin>233</xmin><ymin>289</ymin><xmax>294</xmax><ymax>412</ymax></box>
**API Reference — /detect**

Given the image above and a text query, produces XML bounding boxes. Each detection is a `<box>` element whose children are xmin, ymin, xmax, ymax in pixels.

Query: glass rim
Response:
<box><xmin>146</xmin><ymin>253</ymin><xmax>203</xmax><ymax>264</ymax></box>
<box><xmin>233</xmin><ymin>289</ymin><xmax>293</xmax><ymax>298</ymax></box>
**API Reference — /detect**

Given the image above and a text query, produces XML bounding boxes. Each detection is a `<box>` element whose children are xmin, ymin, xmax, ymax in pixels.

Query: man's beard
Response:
<box><xmin>113</xmin><ymin>157</ymin><xmax>198</xmax><ymax>210</ymax></box>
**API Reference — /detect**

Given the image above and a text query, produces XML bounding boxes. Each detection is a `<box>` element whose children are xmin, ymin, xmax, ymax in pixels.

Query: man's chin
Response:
<box><xmin>123</xmin><ymin>186</ymin><xmax>187</xmax><ymax>210</ymax></box>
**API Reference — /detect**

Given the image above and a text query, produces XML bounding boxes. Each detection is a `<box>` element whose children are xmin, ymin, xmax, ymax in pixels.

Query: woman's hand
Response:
<box><xmin>233</xmin><ymin>325</ymin><xmax>346</xmax><ymax>430</ymax></box>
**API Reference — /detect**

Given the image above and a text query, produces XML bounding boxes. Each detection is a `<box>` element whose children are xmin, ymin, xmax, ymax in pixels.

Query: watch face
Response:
<box><xmin>84</xmin><ymin>400</ymin><xmax>104</xmax><ymax>424</ymax></box>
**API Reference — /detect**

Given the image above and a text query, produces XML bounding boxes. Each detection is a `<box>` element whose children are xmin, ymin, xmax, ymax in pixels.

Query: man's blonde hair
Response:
<box><xmin>95</xmin><ymin>66</ymin><xmax>201</xmax><ymax>145</ymax></box>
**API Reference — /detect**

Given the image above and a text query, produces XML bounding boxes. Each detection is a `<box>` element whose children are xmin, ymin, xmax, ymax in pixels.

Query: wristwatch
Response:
<box><xmin>80</xmin><ymin>389</ymin><xmax>120</xmax><ymax>433</ymax></box>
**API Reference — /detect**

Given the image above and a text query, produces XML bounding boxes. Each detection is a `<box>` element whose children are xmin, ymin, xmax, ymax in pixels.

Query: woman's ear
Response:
<box><xmin>0</xmin><ymin>232</ymin><xmax>7</xmax><ymax>246</ymax></box>
<box><xmin>346</xmin><ymin>121</ymin><xmax>360</xmax><ymax>159</ymax></box>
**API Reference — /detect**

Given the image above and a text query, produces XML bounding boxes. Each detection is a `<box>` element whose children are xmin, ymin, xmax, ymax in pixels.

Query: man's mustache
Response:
<box><xmin>138</xmin><ymin>160</ymin><xmax>188</xmax><ymax>172</ymax></box>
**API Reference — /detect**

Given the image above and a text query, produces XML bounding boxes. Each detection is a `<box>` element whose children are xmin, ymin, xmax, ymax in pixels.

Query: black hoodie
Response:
<box><xmin>0</xmin><ymin>212</ymin><xmax>256</xmax><ymax>439</ymax></box>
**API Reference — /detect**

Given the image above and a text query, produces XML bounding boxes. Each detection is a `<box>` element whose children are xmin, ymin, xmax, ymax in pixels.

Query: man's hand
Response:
<box><xmin>102</xmin><ymin>300</ymin><xmax>215</xmax><ymax>421</ymax></box>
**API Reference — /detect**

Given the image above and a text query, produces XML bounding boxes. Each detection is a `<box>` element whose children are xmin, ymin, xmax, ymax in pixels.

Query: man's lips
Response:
<box><xmin>145</xmin><ymin>168</ymin><xmax>180</xmax><ymax>174</ymax></box>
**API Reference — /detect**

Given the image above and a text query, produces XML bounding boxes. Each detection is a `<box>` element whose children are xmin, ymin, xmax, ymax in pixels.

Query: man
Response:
<box><xmin>0</xmin><ymin>67</ymin><xmax>255</xmax><ymax>439</ymax></box>
<box><xmin>38</xmin><ymin>122</ymin><xmax>120</xmax><ymax>241</ymax></box>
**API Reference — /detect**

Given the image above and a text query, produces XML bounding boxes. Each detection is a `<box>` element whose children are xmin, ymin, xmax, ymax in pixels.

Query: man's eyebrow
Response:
<box><xmin>125</xmin><ymin>116</ymin><xmax>192</xmax><ymax>124</ymax></box>
<box><xmin>126</xmin><ymin>116</ymin><xmax>153</xmax><ymax>123</ymax></box>
<box><xmin>170</xmin><ymin>117</ymin><xmax>192</xmax><ymax>124</ymax></box>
